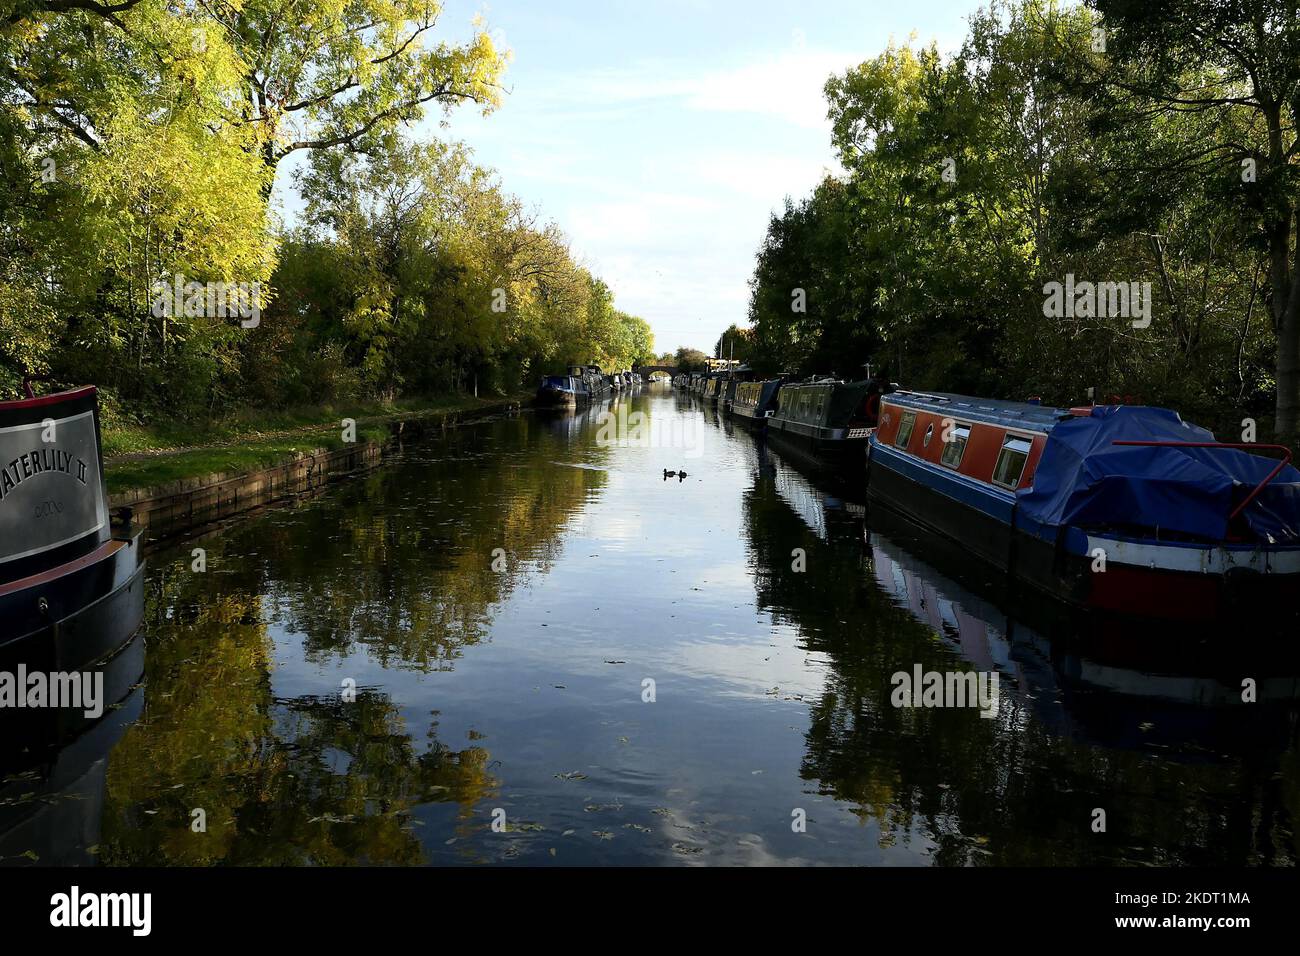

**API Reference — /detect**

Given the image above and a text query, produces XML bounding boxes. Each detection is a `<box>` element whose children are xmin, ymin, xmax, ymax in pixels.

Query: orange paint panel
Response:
<box><xmin>876</xmin><ymin>401</ymin><xmax>1050</xmax><ymax>491</ymax></box>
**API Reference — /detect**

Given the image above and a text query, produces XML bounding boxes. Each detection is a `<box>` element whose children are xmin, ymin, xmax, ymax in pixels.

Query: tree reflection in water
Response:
<box><xmin>98</xmin><ymin>409</ymin><xmax>609</xmax><ymax>864</ymax></box>
<box><xmin>742</xmin><ymin>439</ymin><xmax>1300</xmax><ymax>866</ymax></box>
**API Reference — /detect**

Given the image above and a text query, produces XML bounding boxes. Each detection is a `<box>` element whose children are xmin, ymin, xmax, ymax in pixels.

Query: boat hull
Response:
<box><xmin>867</xmin><ymin>440</ymin><xmax>1300</xmax><ymax>620</ymax></box>
<box><xmin>866</xmin><ymin>442</ymin><xmax>1013</xmax><ymax>569</ymax></box>
<box><xmin>536</xmin><ymin>387</ymin><xmax>581</xmax><ymax>407</ymax></box>
<box><xmin>730</xmin><ymin>405</ymin><xmax>770</xmax><ymax>430</ymax></box>
<box><xmin>767</xmin><ymin>417</ymin><xmax>869</xmax><ymax>470</ymax></box>
<box><xmin>0</xmin><ymin>532</ymin><xmax>146</xmax><ymax>669</ymax></box>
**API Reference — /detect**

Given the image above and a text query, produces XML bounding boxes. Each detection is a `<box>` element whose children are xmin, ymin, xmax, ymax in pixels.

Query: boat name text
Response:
<box><xmin>0</xmin><ymin>448</ymin><xmax>88</xmax><ymax>503</ymax></box>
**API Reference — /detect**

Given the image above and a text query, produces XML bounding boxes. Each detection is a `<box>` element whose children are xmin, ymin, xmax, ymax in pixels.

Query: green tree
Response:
<box><xmin>1081</xmin><ymin>0</ymin><xmax>1300</xmax><ymax>441</ymax></box>
<box><xmin>209</xmin><ymin>0</ymin><xmax>507</xmax><ymax>182</ymax></box>
<box><xmin>674</xmin><ymin>347</ymin><xmax>710</xmax><ymax>372</ymax></box>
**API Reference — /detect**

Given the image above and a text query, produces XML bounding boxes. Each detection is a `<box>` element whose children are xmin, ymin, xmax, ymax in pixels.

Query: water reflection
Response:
<box><xmin>2</xmin><ymin>394</ymin><xmax>1297</xmax><ymax>866</ymax></box>
<box><xmin>743</xmin><ymin>437</ymin><xmax>1300</xmax><ymax>864</ymax></box>
<box><xmin>0</xmin><ymin>634</ymin><xmax>143</xmax><ymax>866</ymax></box>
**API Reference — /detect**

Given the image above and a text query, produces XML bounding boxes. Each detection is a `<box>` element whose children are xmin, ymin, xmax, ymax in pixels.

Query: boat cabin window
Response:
<box><xmin>992</xmin><ymin>434</ymin><xmax>1032</xmax><ymax>488</ymax></box>
<box><xmin>894</xmin><ymin>411</ymin><xmax>916</xmax><ymax>449</ymax></box>
<box><xmin>940</xmin><ymin>423</ymin><xmax>971</xmax><ymax>468</ymax></box>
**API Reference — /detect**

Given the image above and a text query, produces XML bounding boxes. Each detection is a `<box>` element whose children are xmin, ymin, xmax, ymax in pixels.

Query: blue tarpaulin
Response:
<box><xmin>1016</xmin><ymin>406</ymin><xmax>1300</xmax><ymax>543</ymax></box>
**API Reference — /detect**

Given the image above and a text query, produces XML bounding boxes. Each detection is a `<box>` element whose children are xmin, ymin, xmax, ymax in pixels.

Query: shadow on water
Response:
<box><xmin>2</xmin><ymin>409</ymin><xmax>610</xmax><ymax>865</ymax></box>
<box><xmin>0</xmin><ymin>633</ymin><xmax>144</xmax><ymax>866</ymax></box>
<box><xmin>739</xmin><ymin>430</ymin><xmax>1300</xmax><ymax>864</ymax></box>
<box><xmin>3</xmin><ymin>392</ymin><xmax>1298</xmax><ymax>866</ymax></box>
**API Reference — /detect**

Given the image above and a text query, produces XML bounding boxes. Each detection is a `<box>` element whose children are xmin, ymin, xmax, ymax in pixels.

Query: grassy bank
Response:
<box><xmin>103</xmin><ymin>393</ymin><xmax>529</xmax><ymax>496</ymax></box>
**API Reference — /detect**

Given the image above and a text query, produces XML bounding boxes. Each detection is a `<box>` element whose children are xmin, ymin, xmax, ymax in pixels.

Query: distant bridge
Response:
<box><xmin>632</xmin><ymin>365</ymin><xmax>684</xmax><ymax>378</ymax></box>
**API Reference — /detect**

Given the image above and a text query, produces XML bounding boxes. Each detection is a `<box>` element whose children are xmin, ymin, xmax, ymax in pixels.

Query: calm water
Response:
<box><xmin>4</xmin><ymin>388</ymin><xmax>1300</xmax><ymax>866</ymax></box>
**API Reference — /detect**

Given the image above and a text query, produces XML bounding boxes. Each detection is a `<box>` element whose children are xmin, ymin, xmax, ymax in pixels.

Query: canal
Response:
<box><xmin>4</xmin><ymin>387</ymin><xmax>1298</xmax><ymax>866</ymax></box>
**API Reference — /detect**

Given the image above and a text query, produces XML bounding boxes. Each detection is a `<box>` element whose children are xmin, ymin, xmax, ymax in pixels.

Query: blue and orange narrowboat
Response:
<box><xmin>867</xmin><ymin>390</ymin><xmax>1300</xmax><ymax>620</ymax></box>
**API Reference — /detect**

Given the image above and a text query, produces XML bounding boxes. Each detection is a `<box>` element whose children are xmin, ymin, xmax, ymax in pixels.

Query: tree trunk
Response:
<box><xmin>1276</xmin><ymin>230</ymin><xmax>1300</xmax><ymax>446</ymax></box>
<box><xmin>1277</xmin><ymin>320</ymin><xmax>1299</xmax><ymax>443</ymax></box>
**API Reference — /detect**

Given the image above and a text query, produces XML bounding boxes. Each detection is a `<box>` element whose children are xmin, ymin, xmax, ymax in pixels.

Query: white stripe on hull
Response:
<box><xmin>1085</xmin><ymin>534</ymin><xmax>1300</xmax><ymax>574</ymax></box>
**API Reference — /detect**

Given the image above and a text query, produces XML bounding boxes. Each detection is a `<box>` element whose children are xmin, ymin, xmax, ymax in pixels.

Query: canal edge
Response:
<box><xmin>108</xmin><ymin>398</ymin><xmax>530</xmax><ymax>551</ymax></box>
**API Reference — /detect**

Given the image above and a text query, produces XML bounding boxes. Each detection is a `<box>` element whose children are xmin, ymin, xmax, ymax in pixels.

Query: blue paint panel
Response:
<box><xmin>869</xmin><ymin>440</ymin><xmax>1015</xmax><ymax>523</ymax></box>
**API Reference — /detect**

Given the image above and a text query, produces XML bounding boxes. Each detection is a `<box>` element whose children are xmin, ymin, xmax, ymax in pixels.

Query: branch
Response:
<box><xmin>10</xmin><ymin>82</ymin><xmax>102</xmax><ymax>150</ymax></box>
<box><xmin>272</xmin><ymin>86</ymin><xmax>487</xmax><ymax>163</ymax></box>
<box><xmin>4</xmin><ymin>0</ymin><xmax>143</xmax><ymax>24</ymax></box>
<box><xmin>283</xmin><ymin>75</ymin><xmax>360</xmax><ymax>114</ymax></box>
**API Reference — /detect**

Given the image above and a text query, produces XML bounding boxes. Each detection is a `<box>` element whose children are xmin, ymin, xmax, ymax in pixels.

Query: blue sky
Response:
<box><xmin>284</xmin><ymin>1</ymin><xmax>976</xmax><ymax>355</ymax></box>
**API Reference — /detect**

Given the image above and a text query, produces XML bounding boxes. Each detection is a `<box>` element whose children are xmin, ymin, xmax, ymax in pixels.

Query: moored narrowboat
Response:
<box><xmin>0</xmin><ymin>385</ymin><xmax>145</xmax><ymax>669</ymax></box>
<box><xmin>719</xmin><ymin>376</ymin><xmax>742</xmax><ymax>412</ymax></box>
<box><xmin>867</xmin><ymin>390</ymin><xmax>1300</xmax><ymax>620</ymax></box>
<box><xmin>536</xmin><ymin>369</ymin><xmax>591</xmax><ymax>407</ymax></box>
<box><xmin>584</xmin><ymin>365</ymin><xmax>611</xmax><ymax>398</ymax></box>
<box><xmin>731</xmin><ymin>379</ymin><xmax>783</xmax><ymax>429</ymax></box>
<box><xmin>766</xmin><ymin>378</ymin><xmax>878</xmax><ymax>467</ymax></box>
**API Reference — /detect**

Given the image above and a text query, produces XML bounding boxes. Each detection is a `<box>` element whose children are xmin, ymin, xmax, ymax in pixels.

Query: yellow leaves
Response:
<box><xmin>81</xmin><ymin>99</ymin><xmax>274</xmax><ymax>302</ymax></box>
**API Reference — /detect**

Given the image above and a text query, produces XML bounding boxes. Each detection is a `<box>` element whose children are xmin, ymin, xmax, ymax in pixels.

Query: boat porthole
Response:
<box><xmin>923</xmin><ymin>423</ymin><xmax>934</xmax><ymax>447</ymax></box>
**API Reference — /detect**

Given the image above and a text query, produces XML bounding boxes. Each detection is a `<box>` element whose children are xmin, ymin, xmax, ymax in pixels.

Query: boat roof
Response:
<box><xmin>884</xmin><ymin>390</ymin><xmax>1071</xmax><ymax>432</ymax></box>
<box><xmin>0</xmin><ymin>385</ymin><xmax>97</xmax><ymax>411</ymax></box>
<box><xmin>782</xmin><ymin>376</ymin><xmax>855</xmax><ymax>388</ymax></box>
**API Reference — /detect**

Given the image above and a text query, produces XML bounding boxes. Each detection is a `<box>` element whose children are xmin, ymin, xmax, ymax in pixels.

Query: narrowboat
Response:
<box><xmin>584</xmin><ymin>365</ymin><xmax>611</xmax><ymax>398</ymax></box>
<box><xmin>731</xmin><ymin>379</ymin><xmax>782</xmax><ymax>429</ymax></box>
<box><xmin>536</xmin><ymin>369</ymin><xmax>590</xmax><ymax>407</ymax></box>
<box><xmin>719</xmin><ymin>376</ymin><xmax>740</xmax><ymax>412</ymax></box>
<box><xmin>867</xmin><ymin>391</ymin><xmax>1300</xmax><ymax>620</ymax></box>
<box><xmin>766</xmin><ymin>378</ymin><xmax>877</xmax><ymax>466</ymax></box>
<box><xmin>0</xmin><ymin>385</ymin><xmax>145</xmax><ymax>669</ymax></box>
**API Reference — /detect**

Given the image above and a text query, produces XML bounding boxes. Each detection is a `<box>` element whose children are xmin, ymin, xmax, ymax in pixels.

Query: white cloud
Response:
<box><xmin>435</xmin><ymin>36</ymin><xmax>870</xmax><ymax>350</ymax></box>
<box><xmin>521</xmin><ymin>46</ymin><xmax>861</xmax><ymax>132</ymax></box>
<box><xmin>682</xmin><ymin>49</ymin><xmax>859</xmax><ymax>129</ymax></box>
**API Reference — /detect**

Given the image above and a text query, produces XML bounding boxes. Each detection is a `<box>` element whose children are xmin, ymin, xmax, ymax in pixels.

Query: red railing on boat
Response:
<box><xmin>1112</xmin><ymin>440</ymin><xmax>1293</xmax><ymax>522</ymax></box>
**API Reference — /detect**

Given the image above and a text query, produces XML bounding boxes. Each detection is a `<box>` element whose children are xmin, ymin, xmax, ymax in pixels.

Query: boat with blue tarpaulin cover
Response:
<box><xmin>867</xmin><ymin>390</ymin><xmax>1300</xmax><ymax>619</ymax></box>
